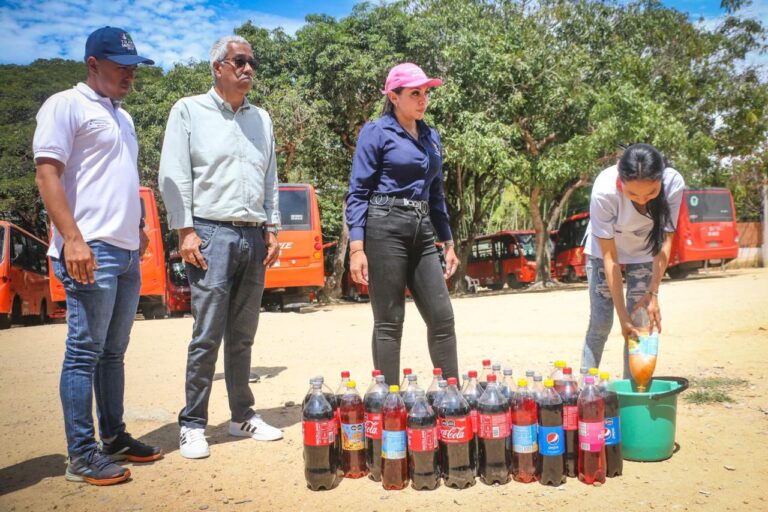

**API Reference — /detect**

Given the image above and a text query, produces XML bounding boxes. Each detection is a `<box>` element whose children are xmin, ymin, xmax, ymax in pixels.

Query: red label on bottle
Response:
<box><xmin>478</xmin><ymin>412</ymin><xmax>510</xmax><ymax>439</ymax></box>
<box><xmin>438</xmin><ymin>416</ymin><xmax>473</xmax><ymax>443</ymax></box>
<box><xmin>407</xmin><ymin>426</ymin><xmax>438</xmax><ymax>451</ymax></box>
<box><xmin>303</xmin><ymin>419</ymin><xmax>335</xmax><ymax>446</ymax></box>
<box><xmin>365</xmin><ymin>412</ymin><xmax>382</xmax><ymax>440</ymax></box>
<box><xmin>563</xmin><ymin>405</ymin><xmax>578</xmax><ymax>431</ymax></box>
<box><xmin>470</xmin><ymin>409</ymin><xmax>479</xmax><ymax>433</ymax></box>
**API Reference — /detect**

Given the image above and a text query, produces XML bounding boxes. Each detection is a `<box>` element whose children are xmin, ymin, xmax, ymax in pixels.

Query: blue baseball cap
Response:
<box><xmin>84</xmin><ymin>26</ymin><xmax>154</xmax><ymax>65</ymax></box>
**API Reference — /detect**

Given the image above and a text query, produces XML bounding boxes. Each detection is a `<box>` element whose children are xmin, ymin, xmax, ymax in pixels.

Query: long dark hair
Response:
<box><xmin>381</xmin><ymin>87</ymin><xmax>404</xmax><ymax>115</ymax></box>
<box><xmin>617</xmin><ymin>144</ymin><xmax>671</xmax><ymax>256</ymax></box>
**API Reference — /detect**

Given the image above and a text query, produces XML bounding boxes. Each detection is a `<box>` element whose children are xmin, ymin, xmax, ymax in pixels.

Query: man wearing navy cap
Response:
<box><xmin>33</xmin><ymin>26</ymin><xmax>162</xmax><ymax>486</ymax></box>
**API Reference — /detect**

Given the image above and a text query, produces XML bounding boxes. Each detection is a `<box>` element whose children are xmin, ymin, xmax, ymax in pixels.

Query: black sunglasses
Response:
<box><xmin>221</xmin><ymin>55</ymin><xmax>257</xmax><ymax>70</ymax></box>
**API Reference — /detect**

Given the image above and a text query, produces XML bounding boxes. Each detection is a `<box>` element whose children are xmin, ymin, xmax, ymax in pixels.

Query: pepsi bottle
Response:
<box><xmin>598</xmin><ymin>372</ymin><xmax>623</xmax><ymax>477</ymax></box>
<box><xmin>537</xmin><ymin>379</ymin><xmax>566</xmax><ymax>486</ymax></box>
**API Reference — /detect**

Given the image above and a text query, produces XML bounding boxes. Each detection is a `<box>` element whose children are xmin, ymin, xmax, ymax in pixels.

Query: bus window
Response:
<box><xmin>515</xmin><ymin>234</ymin><xmax>536</xmax><ymax>261</ymax></box>
<box><xmin>0</xmin><ymin>225</ymin><xmax>5</xmax><ymax>263</ymax></box>
<box><xmin>475</xmin><ymin>239</ymin><xmax>493</xmax><ymax>260</ymax></box>
<box><xmin>169</xmin><ymin>259</ymin><xmax>188</xmax><ymax>287</ymax></box>
<box><xmin>687</xmin><ymin>192</ymin><xmax>733</xmax><ymax>222</ymax></box>
<box><xmin>279</xmin><ymin>189</ymin><xmax>311</xmax><ymax>231</ymax></box>
<box><xmin>10</xmin><ymin>230</ymin><xmax>26</xmax><ymax>267</ymax></box>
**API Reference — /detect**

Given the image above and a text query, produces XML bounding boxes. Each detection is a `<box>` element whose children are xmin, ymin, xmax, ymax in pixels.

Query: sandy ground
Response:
<box><xmin>1</xmin><ymin>268</ymin><xmax>767</xmax><ymax>512</ymax></box>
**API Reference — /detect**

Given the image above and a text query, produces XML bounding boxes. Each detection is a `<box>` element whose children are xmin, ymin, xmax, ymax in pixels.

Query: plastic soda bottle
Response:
<box><xmin>363</xmin><ymin>374</ymin><xmax>388</xmax><ymax>481</ymax></box>
<box><xmin>335</xmin><ymin>370</ymin><xmax>351</xmax><ymax>403</ymax></box>
<box><xmin>407</xmin><ymin>390</ymin><xmax>440</xmax><ymax>490</ymax></box>
<box><xmin>577</xmin><ymin>376</ymin><xmax>606</xmax><ymax>485</ymax></box>
<box><xmin>550</xmin><ymin>360</ymin><xmax>566</xmax><ymax>382</ymax></box>
<box><xmin>438</xmin><ymin>377</ymin><xmax>476</xmax><ymax>489</ymax></box>
<box><xmin>402</xmin><ymin>374</ymin><xmax>421</xmax><ymax>412</ymax></box>
<box><xmin>400</xmin><ymin>368</ymin><xmax>413</xmax><ymax>393</ymax></box>
<box><xmin>477</xmin><ymin>374</ymin><xmax>511</xmax><ymax>485</ymax></box>
<box><xmin>302</xmin><ymin>379</ymin><xmax>340</xmax><ymax>490</ymax></box>
<box><xmin>537</xmin><ymin>379</ymin><xmax>566</xmax><ymax>486</ymax></box>
<box><xmin>512</xmin><ymin>378</ymin><xmax>538</xmax><ymax>483</ymax></box>
<box><xmin>426</xmin><ymin>368</ymin><xmax>443</xmax><ymax>406</ymax></box>
<box><xmin>381</xmin><ymin>385</ymin><xmax>409</xmax><ymax>490</ymax></box>
<box><xmin>628</xmin><ymin>306</ymin><xmax>659</xmax><ymax>392</ymax></box>
<box><xmin>479</xmin><ymin>359</ymin><xmax>492</xmax><ymax>390</ymax></box>
<box><xmin>461</xmin><ymin>370</ymin><xmax>483</xmax><ymax>474</ymax></box>
<box><xmin>339</xmin><ymin>380</ymin><xmax>367</xmax><ymax>478</ymax></box>
<box><xmin>559</xmin><ymin>367</ymin><xmax>579</xmax><ymax>477</ymax></box>
<box><xmin>598</xmin><ymin>372</ymin><xmax>623</xmax><ymax>477</ymax></box>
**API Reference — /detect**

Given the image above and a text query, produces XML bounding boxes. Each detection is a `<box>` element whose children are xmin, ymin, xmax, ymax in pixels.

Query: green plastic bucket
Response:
<box><xmin>609</xmin><ymin>377</ymin><xmax>689</xmax><ymax>462</ymax></box>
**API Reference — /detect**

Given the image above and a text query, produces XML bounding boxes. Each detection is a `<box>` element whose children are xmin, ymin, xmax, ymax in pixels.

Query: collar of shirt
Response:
<box><xmin>208</xmin><ymin>87</ymin><xmax>252</xmax><ymax>114</ymax></box>
<box><xmin>379</xmin><ymin>113</ymin><xmax>431</xmax><ymax>143</ymax></box>
<box><xmin>75</xmin><ymin>82</ymin><xmax>122</xmax><ymax>110</ymax></box>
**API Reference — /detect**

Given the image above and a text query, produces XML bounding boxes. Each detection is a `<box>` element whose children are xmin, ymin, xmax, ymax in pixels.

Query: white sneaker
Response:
<box><xmin>229</xmin><ymin>415</ymin><xmax>283</xmax><ymax>441</ymax></box>
<box><xmin>179</xmin><ymin>426</ymin><xmax>209</xmax><ymax>459</ymax></box>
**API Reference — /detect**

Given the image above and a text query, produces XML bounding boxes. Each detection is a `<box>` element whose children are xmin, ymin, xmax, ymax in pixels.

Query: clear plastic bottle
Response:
<box><xmin>628</xmin><ymin>306</ymin><xmax>659</xmax><ymax>392</ymax></box>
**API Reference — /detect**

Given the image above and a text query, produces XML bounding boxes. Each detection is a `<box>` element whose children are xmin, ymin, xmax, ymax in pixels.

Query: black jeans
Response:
<box><xmin>365</xmin><ymin>204</ymin><xmax>459</xmax><ymax>386</ymax></box>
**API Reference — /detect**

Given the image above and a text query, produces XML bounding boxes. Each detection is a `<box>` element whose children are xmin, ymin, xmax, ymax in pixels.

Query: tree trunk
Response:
<box><xmin>325</xmin><ymin>206</ymin><xmax>349</xmax><ymax>300</ymax></box>
<box><xmin>762</xmin><ymin>181</ymin><xmax>768</xmax><ymax>268</ymax></box>
<box><xmin>530</xmin><ymin>185</ymin><xmax>553</xmax><ymax>284</ymax></box>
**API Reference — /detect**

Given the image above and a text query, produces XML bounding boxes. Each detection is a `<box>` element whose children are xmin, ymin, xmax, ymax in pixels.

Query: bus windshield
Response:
<box><xmin>169</xmin><ymin>260</ymin><xmax>188</xmax><ymax>287</ymax></box>
<box><xmin>556</xmin><ymin>217</ymin><xmax>589</xmax><ymax>252</ymax></box>
<box><xmin>687</xmin><ymin>191</ymin><xmax>733</xmax><ymax>223</ymax></box>
<box><xmin>279</xmin><ymin>188</ymin><xmax>311</xmax><ymax>231</ymax></box>
<box><xmin>515</xmin><ymin>234</ymin><xmax>536</xmax><ymax>261</ymax></box>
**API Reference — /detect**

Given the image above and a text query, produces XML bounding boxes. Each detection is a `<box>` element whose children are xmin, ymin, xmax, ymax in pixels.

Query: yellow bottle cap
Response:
<box><xmin>544</xmin><ymin>378</ymin><xmax>555</xmax><ymax>388</ymax></box>
<box><xmin>600</xmin><ymin>372</ymin><xmax>610</xmax><ymax>380</ymax></box>
<box><xmin>389</xmin><ymin>385</ymin><xmax>399</xmax><ymax>393</ymax></box>
<box><xmin>517</xmin><ymin>378</ymin><xmax>528</xmax><ymax>387</ymax></box>
<box><xmin>554</xmin><ymin>360</ymin><xmax>566</xmax><ymax>368</ymax></box>
<box><xmin>589</xmin><ymin>368</ymin><xmax>599</xmax><ymax>375</ymax></box>
<box><xmin>346</xmin><ymin>380</ymin><xmax>356</xmax><ymax>389</ymax></box>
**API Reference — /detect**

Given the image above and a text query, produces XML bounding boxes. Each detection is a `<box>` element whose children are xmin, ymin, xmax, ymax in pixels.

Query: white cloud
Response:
<box><xmin>0</xmin><ymin>0</ymin><xmax>305</xmax><ymax>69</ymax></box>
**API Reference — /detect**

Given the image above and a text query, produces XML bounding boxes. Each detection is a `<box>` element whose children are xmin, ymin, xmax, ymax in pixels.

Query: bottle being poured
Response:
<box><xmin>627</xmin><ymin>306</ymin><xmax>659</xmax><ymax>392</ymax></box>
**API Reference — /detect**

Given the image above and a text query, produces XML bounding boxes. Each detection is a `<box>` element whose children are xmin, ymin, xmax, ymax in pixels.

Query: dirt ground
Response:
<box><xmin>1</xmin><ymin>268</ymin><xmax>767</xmax><ymax>512</ymax></box>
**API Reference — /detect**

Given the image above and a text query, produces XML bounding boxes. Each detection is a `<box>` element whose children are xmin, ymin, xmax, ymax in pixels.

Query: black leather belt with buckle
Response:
<box><xmin>370</xmin><ymin>195</ymin><xmax>429</xmax><ymax>215</ymax></box>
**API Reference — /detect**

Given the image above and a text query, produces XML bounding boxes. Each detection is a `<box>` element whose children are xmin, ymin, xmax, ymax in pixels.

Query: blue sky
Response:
<box><xmin>0</xmin><ymin>1</ymin><xmax>764</xmax><ymax>70</ymax></box>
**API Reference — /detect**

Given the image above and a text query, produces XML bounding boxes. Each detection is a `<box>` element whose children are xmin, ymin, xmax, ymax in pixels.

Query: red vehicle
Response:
<box><xmin>668</xmin><ymin>188</ymin><xmax>739</xmax><ymax>278</ymax></box>
<box><xmin>553</xmin><ymin>212</ymin><xmax>590</xmax><ymax>282</ymax></box>
<box><xmin>465</xmin><ymin>231</ymin><xmax>536</xmax><ymax>289</ymax></box>
<box><xmin>0</xmin><ymin>221</ymin><xmax>54</xmax><ymax>328</ymax></box>
<box><xmin>166</xmin><ymin>251</ymin><xmax>190</xmax><ymax>317</ymax></box>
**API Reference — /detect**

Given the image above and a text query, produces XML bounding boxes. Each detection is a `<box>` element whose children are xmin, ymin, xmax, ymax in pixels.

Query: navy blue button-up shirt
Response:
<box><xmin>346</xmin><ymin>114</ymin><xmax>453</xmax><ymax>242</ymax></box>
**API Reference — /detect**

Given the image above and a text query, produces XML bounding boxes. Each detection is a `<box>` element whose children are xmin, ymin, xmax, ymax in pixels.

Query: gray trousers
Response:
<box><xmin>581</xmin><ymin>256</ymin><xmax>653</xmax><ymax>378</ymax></box>
<box><xmin>179</xmin><ymin>219</ymin><xmax>267</xmax><ymax>428</ymax></box>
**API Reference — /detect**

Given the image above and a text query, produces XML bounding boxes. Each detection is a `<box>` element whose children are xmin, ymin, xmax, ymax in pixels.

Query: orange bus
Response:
<box><xmin>262</xmin><ymin>184</ymin><xmax>325</xmax><ymax>310</ymax></box>
<box><xmin>49</xmin><ymin>186</ymin><xmax>168</xmax><ymax>319</ymax></box>
<box><xmin>668</xmin><ymin>188</ymin><xmax>739</xmax><ymax>278</ymax></box>
<box><xmin>553</xmin><ymin>212</ymin><xmax>590</xmax><ymax>282</ymax></box>
<box><xmin>166</xmin><ymin>251</ymin><xmax>190</xmax><ymax>317</ymax></box>
<box><xmin>0</xmin><ymin>221</ymin><xmax>53</xmax><ymax>328</ymax></box>
<box><xmin>464</xmin><ymin>231</ymin><xmax>537</xmax><ymax>290</ymax></box>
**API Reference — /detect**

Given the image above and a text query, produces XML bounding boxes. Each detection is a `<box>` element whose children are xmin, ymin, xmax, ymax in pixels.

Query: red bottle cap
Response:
<box><xmin>447</xmin><ymin>377</ymin><xmax>458</xmax><ymax>386</ymax></box>
<box><xmin>563</xmin><ymin>367</ymin><xmax>572</xmax><ymax>375</ymax></box>
<box><xmin>433</xmin><ymin>368</ymin><xmax>442</xmax><ymax>375</ymax></box>
<box><xmin>487</xmin><ymin>374</ymin><xmax>497</xmax><ymax>382</ymax></box>
<box><xmin>341</xmin><ymin>371</ymin><xmax>350</xmax><ymax>378</ymax></box>
<box><xmin>372</xmin><ymin>370</ymin><xmax>381</xmax><ymax>377</ymax></box>
<box><xmin>468</xmin><ymin>370</ymin><xmax>478</xmax><ymax>378</ymax></box>
<box><xmin>482</xmin><ymin>359</ymin><xmax>491</xmax><ymax>366</ymax></box>
<box><xmin>403</xmin><ymin>368</ymin><xmax>412</xmax><ymax>375</ymax></box>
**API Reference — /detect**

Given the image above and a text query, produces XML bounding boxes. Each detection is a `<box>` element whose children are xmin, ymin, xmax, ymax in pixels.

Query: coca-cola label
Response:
<box><xmin>382</xmin><ymin>429</ymin><xmax>407</xmax><ymax>459</ymax></box>
<box><xmin>512</xmin><ymin>423</ymin><xmax>538</xmax><ymax>453</ymax></box>
<box><xmin>470</xmin><ymin>409</ymin><xmax>479</xmax><ymax>433</ymax></box>
<box><xmin>538</xmin><ymin>425</ymin><xmax>565</xmax><ymax>456</ymax></box>
<box><xmin>438</xmin><ymin>416</ymin><xmax>474</xmax><ymax>443</ymax></box>
<box><xmin>478</xmin><ymin>412</ymin><xmax>510</xmax><ymax>439</ymax></box>
<box><xmin>407</xmin><ymin>426</ymin><xmax>438</xmax><ymax>452</ymax></box>
<box><xmin>603</xmin><ymin>416</ymin><xmax>621</xmax><ymax>446</ymax></box>
<box><xmin>579</xmin><ymin>420</ymin><xmax>605</xmax><ymax>452</ymax></box>
<box><xmin>341</xmin><ymin>421</ymin><xmax>365</xmax><ymax>451</ymax></box>
<box><xmin>563</xmin><ymin>405</ymin><xmax>578</xmax><ymax>431</ymax></box>
<box><xmin>365</xmin><ymin>412</ymin><xmax>382</xmax><ymax>440</ymax></box>
<box><xmin>303</xmin><ymin>419</ymin><xmax>335</xmax><ymax>446</ymax></box>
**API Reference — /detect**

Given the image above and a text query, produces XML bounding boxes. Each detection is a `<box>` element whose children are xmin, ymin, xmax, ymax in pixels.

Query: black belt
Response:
<box><xmin>370</xmin><ymin>195</ymin><xmax>429</xmax><ymax>215</ymax></box>
<box><xmin>193</xmin><ymin>217</ymin><xmax>263</xmax><ymax>228</ymax></box>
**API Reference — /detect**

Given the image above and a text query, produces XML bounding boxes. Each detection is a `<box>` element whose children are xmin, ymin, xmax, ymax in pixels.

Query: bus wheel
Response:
<box><xmin>0</xmin><ymin>314</ymin><xmax>10</xmax><ymax>329</ymax></box>
<box><xmin>507</xmin><ymin>275</ymin><xmax>524</xmax><ymax>289</ymax></box>
<box><xmin>39</xmin><ymin>300</ymin><xmax>48</xmax><ymax>325</ymax></box>
<box><xmin>565</xmin><ymin>266</ymin><xmax>579</xmax><ymax>283</ymax></box>
<box><xmin>667</xmin><ymin>266</ymin><xmax>688</xmax><ymax>280</ymax></box>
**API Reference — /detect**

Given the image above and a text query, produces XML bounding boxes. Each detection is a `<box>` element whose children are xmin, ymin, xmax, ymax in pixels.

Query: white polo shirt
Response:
<box><xmin>33</xmin><ymin>82</ymin><xmax>141</xmax><ymax>258</ymax></box>
<box><xmin>584</xmin><ymin>165</ymin><xmax>685</xmax><ymax>264</ymax></box>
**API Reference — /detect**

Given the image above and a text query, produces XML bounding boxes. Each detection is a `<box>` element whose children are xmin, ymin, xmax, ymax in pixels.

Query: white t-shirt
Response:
<box><xmin>584</xmin><ymin>165</ymin><xmax>685</xmax><ymax>264</ymax></box>
<box><xmin>33</xmin><ymin>83</ymin><xmax>141</xmax><ymax>258</ymax></box>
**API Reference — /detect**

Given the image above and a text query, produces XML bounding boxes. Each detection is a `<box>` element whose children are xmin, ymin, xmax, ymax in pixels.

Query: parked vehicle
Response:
<box><xmin>553</xmin><ymin>212</ymin><xmax>589</xmax><ymax>282</ymax></box>
<box><xmin>166</xmin><ymin>251</ymin><xmax>190</xmax><ymax>317</ymax></box>
<box><xmin>464</xmin><ymin>231</ymin><xmax>536</xmax><ymax>289</ymax></box>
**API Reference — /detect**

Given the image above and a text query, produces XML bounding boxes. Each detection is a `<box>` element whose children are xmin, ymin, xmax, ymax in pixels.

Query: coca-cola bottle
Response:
<box><xmin>438</xmin><ymin>377</ymin><xmax>476</xmax><ymax>488</ymax></box>
<box><xmin>460</xmin><ymin>373</ymin><xmax>469</xmax><ymax>392</ymax></box>
<box><xmin>365</xmin><ymin>370</ymin><xmax>382</xmax><ymax>394</ymax></box>
<box><xmin>400</xmin><ymin>367</ymin><xmax>413</xmax><ymax>393</ymax></box>
<box><xmin>512</xmin><ymin>378</ymin><xmax>538</xmax><ymax>483</ymax></box>
<box><xmin>402</xmin><ymin>374</ymin><xmax>421</xmax><ymax>412</ymax></box>
<box><xmin>578</xmin><ymin>376</ymin><xmax>606</xmax><ymax>485</ymax></box>
<box><xmin>537</xmin><ymin>379</ymin><xmax>566</xmax><ymax>486</ymax></box>
<box><xmin>477</xmin><ymin>374</ymin><xmax>511</xmax><ymax>485</ymax></box>
<box><xmin>525</xmin><ymin>370</ymin><xmax>535</xmax><ymax>391</ymax></box>
<box><xmin>492</xmin><ymin>363</ymin><xmax>502</xmax><ymax>381</ymax></box>
<box><xmin>381</xmin><ymin>385</ymin><xmax>409</xmax><ymax>490</ymax></box>
<box><xmin>479</xmin><ymin>359</ymin><xmax>492</xmax><ymax>390</ymax></box>
<box><xmin>598</xmin><ymin>372</ymin><xmax>623</xmax><ymax>477</ymax></box>
<box><xmin>407</xmin><ymin>390</ymin><xmax>440</xmax><ymax>490</ymax></box>
<box><xmin>335</xmin><ymin>370</ymin><xmax>351</xmax><ymax>403</ymax></box>
<box><xmin>501</xmin><ymin>369</ymin><xmax>515</xmax><ymax>400</ymax></box>
<box><xmin>364</xmin><ymin>374</ymin><xmax>387</xmax><ymax>481</ymax></box>
<box><xmin>304</xmin><ymin>376</ymin><xmax>341</xmax><ymax>469</ymax></box>
<box><xmin>461</xmin><ymin>370</ymin><xmax>482</xmax><ymax>475</ymax></box>
<box><xmin>339</xmin><ymin>380</ymin><xmax>367</xmax><ymax>478</ymax></box>
<box><xmin>302</xmin><ymin>379</ymin><xmax>340</xmax><ymax>490</ymax></box>
<box><xmin>426</xmin><ymin>368</ymin><xmax>443</xmax><ymax>406</ymax></box>
<box><xmin>559</xmin><ymin>367</ymin><xmax>579</xmax><ymax>477</ymax></box>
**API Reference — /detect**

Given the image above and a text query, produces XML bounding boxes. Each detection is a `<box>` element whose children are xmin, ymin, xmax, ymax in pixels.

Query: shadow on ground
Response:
<box><xmin>0</xmin><ymin>454</ymin><xmax>67</xmax><ymax>496</ymax></box>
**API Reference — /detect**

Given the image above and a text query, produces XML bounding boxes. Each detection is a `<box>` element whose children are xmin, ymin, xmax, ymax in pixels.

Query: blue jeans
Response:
<box><xmin>52</xmin><ymin>242</ymin><xmax>141</xmax><ymax>458</ymax></box>
<box><xmin>179</xmin><ymin>219</ymin><xmax>267</xmax><ymax>429</ymax></box>
<box><xmin>581</xmin><ymin>256</ymin><xmax>653</xmax><ymax>378</ymax></box>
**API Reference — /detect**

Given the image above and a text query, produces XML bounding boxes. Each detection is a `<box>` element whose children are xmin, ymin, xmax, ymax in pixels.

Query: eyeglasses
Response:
<box><xmin>220</xmin><ymin>55</ymin><xmax>257</xmax><ymax>70</ymax></box>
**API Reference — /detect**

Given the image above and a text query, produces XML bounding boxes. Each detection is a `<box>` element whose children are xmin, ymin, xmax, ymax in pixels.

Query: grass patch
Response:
<box><xmin>684</xmin><ymin>376</ymin><xmax>748</xmax><ymax>404</ymax></box>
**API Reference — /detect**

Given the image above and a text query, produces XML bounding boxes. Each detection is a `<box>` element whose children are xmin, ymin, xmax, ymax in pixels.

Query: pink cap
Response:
<box><xmin>382</xmin><ymin>63</ymin><xmax>443</xmax><ymax>94</ymax></box>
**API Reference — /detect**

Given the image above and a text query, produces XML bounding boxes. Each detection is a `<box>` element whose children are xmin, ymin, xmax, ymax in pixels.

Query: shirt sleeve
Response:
<box><xmin>346</xmin><ymin>122</ymin><xmax>382</xmax><ymax>242</ymax></box>
<box><xmin>33</xmin><ymin>93</ymin><xmax>78</xmax><ymax>165</ymax></box>
<box><xmin>427</xmin><ymin>130</ymin><xmax>453</xmax><ymax>242</ymax></box>
<box><xmin>158</xmin><ymin>100</ymin><xmax>194</xmax><ymax>230</ymax></box>
<box><xmin>665</xmin><ymin>170</ymin><xmax>686</xmax><ymax>232</ymax></box>
<box><xmin>589</xmin><ymin>187</ymin><xmax>617</xmax><ymax>240</ymax></box>
<box><xmin>263</xmin><ymin>113</ymin><xmax>280</xmax><ymax>226</ymax></box>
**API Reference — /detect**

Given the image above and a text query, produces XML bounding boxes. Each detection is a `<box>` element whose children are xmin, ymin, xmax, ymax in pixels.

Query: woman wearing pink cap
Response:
<box><xmin>346</xmin><ymin>62</ymin><xmax>460</xmax><ymax>386</ymax></box>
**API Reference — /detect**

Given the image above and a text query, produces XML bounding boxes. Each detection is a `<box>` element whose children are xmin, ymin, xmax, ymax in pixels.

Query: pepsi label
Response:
<box><xmin>603</xmin><ymin>416</ymin><xmax>621</xmax><ymax>446</ymax></box>
<box><xmin>538</xmin><ymin>425</ymin><xmax>565</xmax><ymax>456</ymax></box>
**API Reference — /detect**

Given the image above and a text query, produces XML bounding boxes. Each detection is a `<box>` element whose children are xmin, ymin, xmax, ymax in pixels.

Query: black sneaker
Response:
<box><xmin>99</xmin><ymin>432</ymin><xmax>164</xmax><ymax>463</ymax></box>
<box><xmin>65</xmin><ymin>451</ymin><xmax>131</xmax><ymax>486</ymax></box>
